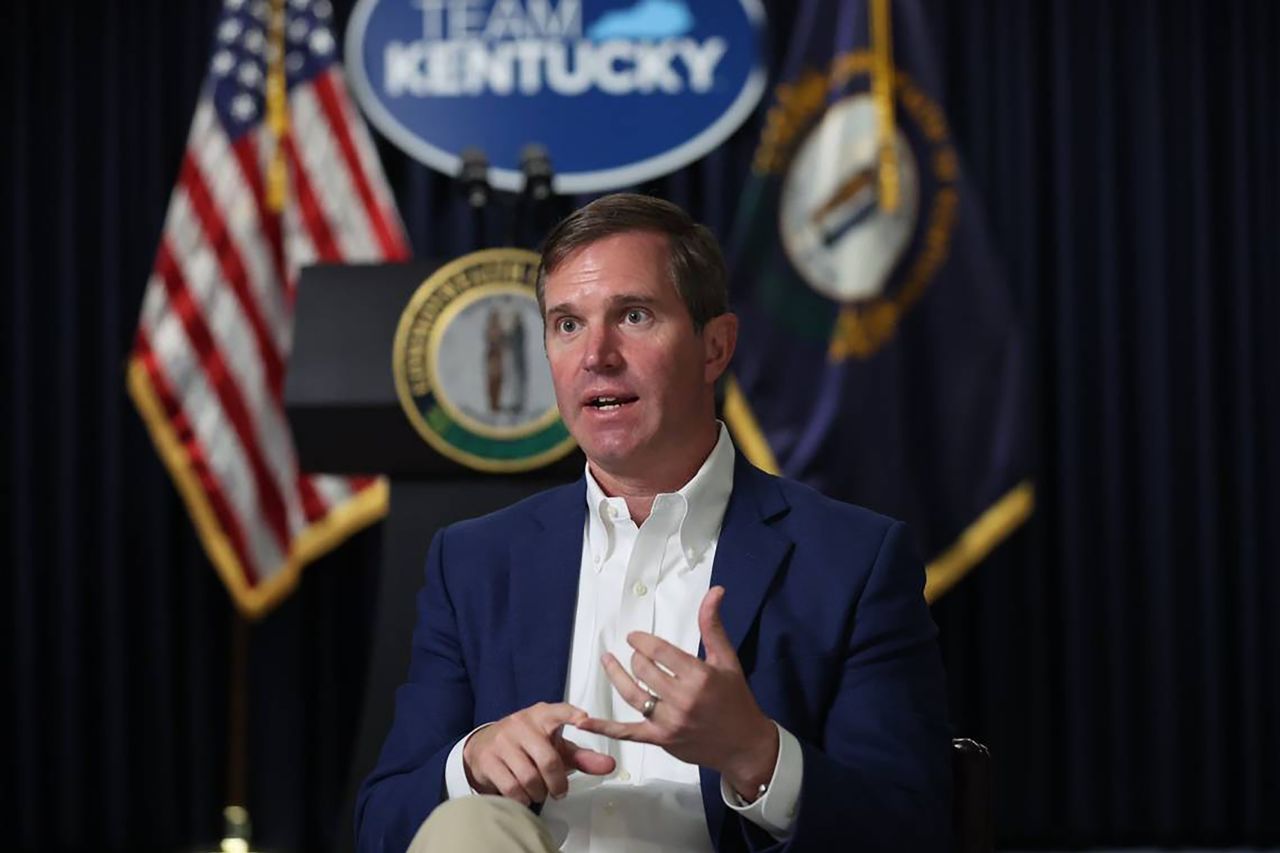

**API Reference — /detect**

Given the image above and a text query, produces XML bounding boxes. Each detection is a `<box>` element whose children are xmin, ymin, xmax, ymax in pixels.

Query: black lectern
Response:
<box><xmin>283</xmin><ymin>261</ymin><xmax>583</xmax><ymax>850</ymax></box>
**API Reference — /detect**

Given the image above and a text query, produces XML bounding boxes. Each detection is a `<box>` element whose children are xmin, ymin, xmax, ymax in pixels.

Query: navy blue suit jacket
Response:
<box><xmin>356</xmin><ymin>456</ymin><xmax>951</xmax><ymax>852</ymax></box>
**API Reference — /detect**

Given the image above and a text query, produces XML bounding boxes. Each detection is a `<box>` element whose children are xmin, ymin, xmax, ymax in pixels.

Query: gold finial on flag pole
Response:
<box><xmin>870</xmin><ymin>0</ymin><xmax>899</xmax><ymax>213</ymax></box>
<box><xmin>265</xmin><ymin>0</ymin><xmax>289</xmax><ymax>212</ymax></box>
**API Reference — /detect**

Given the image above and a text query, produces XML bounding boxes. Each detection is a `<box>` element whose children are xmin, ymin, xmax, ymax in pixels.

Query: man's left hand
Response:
<box><xmin>576</xmin><ymin>585</ymin><xmax>779</xmax><ymax>800</ymax></box>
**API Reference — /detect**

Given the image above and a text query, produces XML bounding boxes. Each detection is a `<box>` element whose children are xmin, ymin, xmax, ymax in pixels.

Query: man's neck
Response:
<box><xmin>589</xmin><ymin>424</ymin><xmax>720</xmax><ymax>526</ymax></box>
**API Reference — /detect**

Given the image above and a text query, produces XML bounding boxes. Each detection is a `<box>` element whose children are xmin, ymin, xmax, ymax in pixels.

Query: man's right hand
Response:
<box><xmin>462</xmin><ymin>702</ymin><xmax>616</xmax><ymax>805</ymax></box>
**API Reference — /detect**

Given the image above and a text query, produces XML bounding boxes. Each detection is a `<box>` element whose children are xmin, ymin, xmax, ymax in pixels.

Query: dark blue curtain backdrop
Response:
<box><xmin>3</xmin><ymin>0</ymin><xmax>1276</xmax><ymax>850</ymax></box>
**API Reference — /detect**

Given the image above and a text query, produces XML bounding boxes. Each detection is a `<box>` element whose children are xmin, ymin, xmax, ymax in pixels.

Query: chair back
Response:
<box><xmin>952</xmin><ymin>737</ymin><xmax>993</xmax><ymax>853</ymax></box>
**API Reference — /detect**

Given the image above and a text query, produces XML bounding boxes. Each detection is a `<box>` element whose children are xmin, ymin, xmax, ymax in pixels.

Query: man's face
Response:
<box><xmin>542</xmin><ymin>231</ymin><xmax>735</xmax><ymax>480</ymax></box>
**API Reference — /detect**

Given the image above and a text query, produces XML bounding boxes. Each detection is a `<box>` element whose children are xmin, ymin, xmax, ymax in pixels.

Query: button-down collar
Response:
<box><xmin>583</xmin><ymin>422</ymin><xmax>735</xmax><ymax>573</ymax></box>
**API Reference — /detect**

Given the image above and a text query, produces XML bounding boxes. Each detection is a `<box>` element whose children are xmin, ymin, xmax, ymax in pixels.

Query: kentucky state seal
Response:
<box><xmin>392</xmin><ymin>248</ymin><xmax>576</xmax><ymax>472</ymax></box>
<box><xmin>756</xmin><ymin>50</ymin><xmax>960</xmax><ymax>360</ymax></box>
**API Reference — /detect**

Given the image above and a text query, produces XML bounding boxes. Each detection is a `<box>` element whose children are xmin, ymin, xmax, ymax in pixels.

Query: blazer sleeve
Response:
<box><xmin>355</xmin><ymin>527</ymin><xmax>477</xmax><ymax>853</ymax></box>
<box><xmin>738</xmin><ymin>520</ymin><xmax>952</xmax><ymax>853</ymax></box>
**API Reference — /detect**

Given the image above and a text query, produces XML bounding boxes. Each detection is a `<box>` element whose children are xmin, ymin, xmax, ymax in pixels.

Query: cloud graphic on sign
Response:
<box><xmin>586</xmin><ymin>0</ymin><xmax>695</xmax><ymax>40</ymax></box>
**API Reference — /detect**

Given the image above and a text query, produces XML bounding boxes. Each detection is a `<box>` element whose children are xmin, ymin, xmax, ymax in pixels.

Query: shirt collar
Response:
<box><xmin>583</xmin><ymin>422</ymin><xmax>735</xmax><ymax>572</ymax></box>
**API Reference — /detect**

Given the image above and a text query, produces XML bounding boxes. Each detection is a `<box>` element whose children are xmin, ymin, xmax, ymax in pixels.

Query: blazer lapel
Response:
<box><xmin>705</xmin><ymin>457</ymin><xmax>793</xmax><ymax>660</ymax></box>
<box><xmin>510</xmin><ymin>479</ymin><xmax>587</xmax><ymax>709</ymax></box>
<box><xmin>701</xmin><ymin>457</ymin><xmax>793</xmax><ymax>849</ymax></box>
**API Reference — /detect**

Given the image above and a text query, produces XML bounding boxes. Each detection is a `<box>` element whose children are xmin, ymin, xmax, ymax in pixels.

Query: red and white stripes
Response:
<box><xmin>130</xmin><ymin>65</ymin><xmax>408</xmax><ymax>614</ymax></box>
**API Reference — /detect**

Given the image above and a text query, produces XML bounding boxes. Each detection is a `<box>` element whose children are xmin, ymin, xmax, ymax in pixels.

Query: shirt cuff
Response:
<box><xmin>444</xmin><ymin>723</ymin><xmax>493</xmax><ymax>799</ymax></box>
<box><xmin>720</xmin><ymin>721</ymin><xmax>802</xmax><ymax>839</ymax></box>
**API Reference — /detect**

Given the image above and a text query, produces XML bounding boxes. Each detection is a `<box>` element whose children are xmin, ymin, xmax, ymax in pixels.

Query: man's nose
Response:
<box><xmin>583</xmin><ymin>324</ymin><xmax>622</xmax><ymax>373</ymax></box>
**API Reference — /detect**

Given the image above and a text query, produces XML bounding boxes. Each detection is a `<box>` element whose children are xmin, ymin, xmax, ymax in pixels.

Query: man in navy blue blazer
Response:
<box><xmin>357</xmin><ymin>194</ymin><xmax>951</xmax><ymax>853</ymax></box>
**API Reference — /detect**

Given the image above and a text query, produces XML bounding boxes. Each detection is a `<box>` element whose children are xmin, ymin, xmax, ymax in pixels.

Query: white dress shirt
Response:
<box><xmin>445</xmin><ymin>424</ymin><xmax>802</xmax><ymax>851</ymax></box>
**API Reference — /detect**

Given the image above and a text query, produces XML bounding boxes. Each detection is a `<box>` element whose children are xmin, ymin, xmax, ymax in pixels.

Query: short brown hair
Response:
<box><xmin>536</xmin><ymin>193</ymin><xmax>729</xmax><ymax>331</ymax></box>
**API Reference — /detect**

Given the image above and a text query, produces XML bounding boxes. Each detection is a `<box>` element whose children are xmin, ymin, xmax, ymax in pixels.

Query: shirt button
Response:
<box><xmin>618</xmin><ymin>770</ymin><xmax>631</xmax><ymax>782</ymax></box>
<box><xmin>608</xmin><ymin>505</ymin><xmax>621</xmax><ymax>519</ymax></box>
<box><xmin>633</xmin><ymin>582</ymin><xmax>647</xmax><ymax>597</ymax></box>
<box><xmin>593</xmin><ymin>553</ymin><xmax>602</xmax><ymax>565</ymax></box>
<box><xmin>603</xmin><ymin>800</ymin><xmax>616</xmax><ymax>814</ymax></box>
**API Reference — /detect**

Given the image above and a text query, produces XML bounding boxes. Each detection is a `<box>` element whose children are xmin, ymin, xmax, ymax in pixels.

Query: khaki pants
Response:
<box><xmin>408</xmin><ymin>796</ymin><xmax>558</xmax><ymax>853</ymax></box>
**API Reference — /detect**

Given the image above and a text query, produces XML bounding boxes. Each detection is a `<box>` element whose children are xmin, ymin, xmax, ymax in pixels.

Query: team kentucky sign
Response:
<box><xmin>345</xmin><ymin>0</ymin><xmax>767</xmax><ymax>192</ymax></box>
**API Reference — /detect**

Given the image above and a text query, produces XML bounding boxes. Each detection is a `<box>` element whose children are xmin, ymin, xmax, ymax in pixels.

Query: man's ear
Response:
<box><xmin>702</xmin><ymin>312</ymin><xmax>738</xmax><ymax>384</ymax></box>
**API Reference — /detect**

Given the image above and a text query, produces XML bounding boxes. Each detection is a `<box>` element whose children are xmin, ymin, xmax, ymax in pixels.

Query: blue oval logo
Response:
<box><xmin>345</xmin><ymin>0</ymin><xmax>767</xmax><ymax>193</ymax></box>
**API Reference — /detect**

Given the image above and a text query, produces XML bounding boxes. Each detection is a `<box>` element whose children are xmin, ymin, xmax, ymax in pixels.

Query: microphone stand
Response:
<box><xmin>516</xmin><ymin>143</ymin><xmax>568</xmax><ymax>250</ymax></box>
<box><xmin>458</xmin><ymin>147</ymin><xmax>492</xmax><ymax>251</ymax></box>
<box><xmin>455</xmin><ymin>144</ymin><xmax>566</xmax><ymax>251</ymax></box>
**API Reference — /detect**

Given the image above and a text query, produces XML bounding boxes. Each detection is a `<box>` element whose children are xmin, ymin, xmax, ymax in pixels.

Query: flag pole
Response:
<box><xmin>870</xmin><ymin>0</ymin><xmax>899</xmax><ymax>213</ymax></box>
<box><xmin>228</xmin><ymin>611</ymin><xmax>250</xmax><ymax>810</ymax></box>
<box><xmin>212</xmin><ymin>0</ymin><xmax>288</xmax><ymax>845</ymax></box>
<box><xmin>205</xmin><ymin>610</ymin><xmax>255</xmax><ymax>853</ymax></box>
<box><xmin>214</xmin><ymin>0</ymin><xmax>291</xmax><ymax>840</ymax></box>
<box><xmin>213</xmin><ymin>612</ymin><xmax>257</xmax><ymax>853</ymax></box>
<box><xmin>265</xmin><ymin>0</ymin><xmax>290</xmax><ymax>211</ymax></box>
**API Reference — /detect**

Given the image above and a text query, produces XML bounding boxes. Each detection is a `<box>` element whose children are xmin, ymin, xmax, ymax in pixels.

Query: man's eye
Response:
<box><xmin>624</xmin><ymin>309</ymin><xmax>648</xmax><ymax>324</ymax></box>
<box><xmin>557</xmin><ymin>318</ymin><xmax>579</xmax><ymax>334</ymax></box>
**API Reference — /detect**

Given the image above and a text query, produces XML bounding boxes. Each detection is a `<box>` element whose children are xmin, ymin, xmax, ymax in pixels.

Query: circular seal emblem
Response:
<box><xmin>754</xmin><ymin>51</ymin><xmax>960</xmax><ymax>360</ymax></box>
<box><xmin>779</xmin><ymin>93</ymin><xmax>920</xmax><ymax>304</ymax></box>
<box><xmin>392</xmin><ymin>248</ymin><xmax>576</xmax><ymax>472</ymax></box>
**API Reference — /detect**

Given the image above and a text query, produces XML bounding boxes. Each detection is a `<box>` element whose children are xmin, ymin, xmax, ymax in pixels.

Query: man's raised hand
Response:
<box><xmin>462</xmin><ymin>702</ymin><xmax>616</xmax><ymax>805</ymax></box>
<box><xmin>576</xmin><ymin>586</ymin><xmax>779</xmax><ymax>799</ymax></box>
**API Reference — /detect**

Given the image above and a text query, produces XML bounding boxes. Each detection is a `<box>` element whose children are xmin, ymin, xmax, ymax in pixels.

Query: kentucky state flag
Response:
<box><xmin>724</xmin><ymin>0</ymin><xmax>1032</xmax><ymax>601</ymax></box>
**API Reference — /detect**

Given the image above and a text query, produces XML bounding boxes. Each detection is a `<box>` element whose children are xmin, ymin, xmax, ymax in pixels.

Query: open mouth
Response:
<box><xmin>586</xmin><ymin>395</ymin><xmax>638</xmax><ymax>411</ymax></box>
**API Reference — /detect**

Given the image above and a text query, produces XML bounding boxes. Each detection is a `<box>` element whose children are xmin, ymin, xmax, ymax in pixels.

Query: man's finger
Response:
<box><xmin>523</xmin><ymin>732</ymin><xmax>571</xmax><ymax>800</ymax></box>
<box><xmin>487</xmin><ymin>759</ymin><xmax>532</xmax><ymax>806</ymax></box>
<box><xmin>557</xmin><ymin>737</ymin><xmax>617</xmax><ymax>776</ymax></box>
<box><xmin>601</xmin><ymin>652</ymin><xmax>652</xmax><ymax>710</ymax></box>
<box><xmin>629</xmin><ymin>650</ymin><xmax>680</xmax><ymax>698</ymax></box>
<box><xmin>505</xmin><ymin>747</ymin><xmax>550</xmax><ymax>803</ymax></box>
<box><xmin>575</xmin><ymin>716</ymin><xmax>654</xmax><ymax>743</ymax></box>
<box><xmin>534</xmin><ymin>701</ymin><xmax>589</xmax><ymax>732</ymax></box>
<box><xmin>626</xmin><ymin>630</ymin><xmax>698</xmax><ymax>677</ymax></box>
<box><xmin>698</xmin><ymin>585</ymin><xmax>736</xmax><ymax>667</ymax></box>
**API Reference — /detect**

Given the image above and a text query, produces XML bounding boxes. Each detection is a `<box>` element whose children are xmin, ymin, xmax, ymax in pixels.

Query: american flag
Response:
<box><xmin>127</xmin><ymin>0</ymin><xmax>409</xmax><ymax>617</ymax></box>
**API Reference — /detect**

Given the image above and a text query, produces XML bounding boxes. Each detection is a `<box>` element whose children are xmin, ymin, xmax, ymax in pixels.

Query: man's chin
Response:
<box><xmin>581</xmin><ymin>445</ymin><xmax>638</xmax><ymax>473</ymax></box>
<box><xmin>578</xmin><ymin>439</ymin><xmax>649</xmax><ymax>480</ymax></box>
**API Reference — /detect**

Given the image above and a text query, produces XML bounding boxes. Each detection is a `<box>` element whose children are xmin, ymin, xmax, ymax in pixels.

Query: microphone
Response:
<box><xmin>459</xmin><ymin>148</ymin><xmax>491</xmax><ymax>210</ymax></box>
<box><xmin>520</xmin><ymin>144</ymin><xmax>554</xmax><ymax>202</ymax></box>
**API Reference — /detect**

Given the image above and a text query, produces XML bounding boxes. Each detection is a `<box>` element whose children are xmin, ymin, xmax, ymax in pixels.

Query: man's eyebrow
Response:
<box><xmin>543</xmin><ymin>294</ymin><xmax>659</xmax><ymax>318</ymax></box>
<box><xmin>606</xmin><ymin>293</ymin><xmax>659</xmax><ymax>307</ymax></box>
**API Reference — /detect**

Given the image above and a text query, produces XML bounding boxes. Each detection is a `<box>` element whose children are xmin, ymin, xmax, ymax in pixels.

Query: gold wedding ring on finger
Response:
<box><xmin>641</xmin><ymin>693</ymin><xmax>660</xmax><ymax>719</ymax></box>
